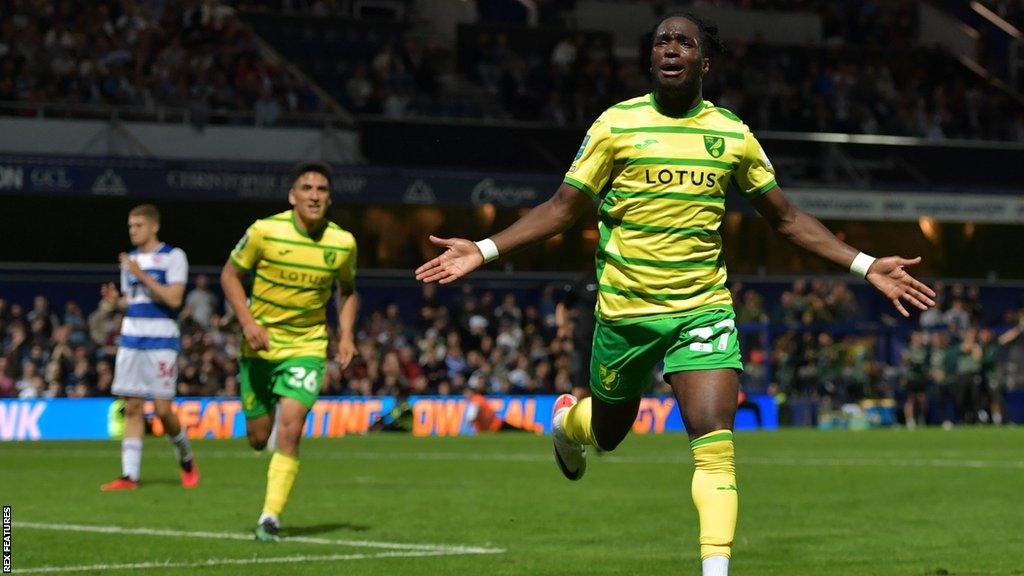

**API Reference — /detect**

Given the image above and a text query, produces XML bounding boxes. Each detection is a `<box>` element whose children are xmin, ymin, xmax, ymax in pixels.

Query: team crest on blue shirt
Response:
<box><xmin>704</xmin><ymin>135</ymin><xmax>725</xmax><ymax>158</ymax></box>
<box><xmin>323</xmin><ymin>248</ymin><xmax>338</xmax><ymax>266</ymax></box>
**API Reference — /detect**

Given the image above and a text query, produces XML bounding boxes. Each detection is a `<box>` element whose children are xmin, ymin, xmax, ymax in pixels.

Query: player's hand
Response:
<box><xmin>119</xmin><ymin>252</ymin><xmax>144</xmax><ymax>279</ymax></box>
<box><xmin>414</xmin><ymin>235</ymin><xmax>485</xmax><ymax>285</ymax></box>
<box><xmin>336</xmin><ymin>337</ymin><xmax>357</xmax><ymax>370</ymax></box>
<box><xmin>241</xmin><ymin>319</ymin><xmax>271</xmax><ymax>351</ymax></box>
<box><xmin>865</xmin><ymin>256</ymin><xmax>936</xmax><ymax>318</ymax></box>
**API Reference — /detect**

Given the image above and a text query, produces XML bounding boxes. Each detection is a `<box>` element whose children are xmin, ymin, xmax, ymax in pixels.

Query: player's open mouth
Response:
<box><xmin>659</xmin><ymin>64</ymin><xmax>684</xmax><ymax>78</ymax></box>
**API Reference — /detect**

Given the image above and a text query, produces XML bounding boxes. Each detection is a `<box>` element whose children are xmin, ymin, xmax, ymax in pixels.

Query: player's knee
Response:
<box><xmin>123</xmin><ymin>398</ymin><xmax>144</xmax><ymax>418</ymax></box>
<box><xmin>153</xmin><ymin>404</ymin><xmax>174</xmax><ymax>421</ymax></box>
<box><xmin>687</xmin><ymin>421</ymin><xmax>732</xmax><ymax>442</ymax></box>
<box><xmin>247</xmin><ymin>430</ymin><xmax>269</xmax><ymax>451</ymax></box>
<box><xmin>277</xmin><ymin>419</ymin><xmax>303</xmax><ymax>442</ymax></box>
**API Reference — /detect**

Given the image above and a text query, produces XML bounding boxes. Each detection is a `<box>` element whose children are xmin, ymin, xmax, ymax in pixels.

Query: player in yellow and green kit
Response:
<box><xmin>220</xmin><ymin>162</ymin><xmax>359</xmax><ymax>542</ymax></box>
<box><xmin>416</xmin><ymin>13</ymin><xmax>937</xmax><ymax>576</ymax></box>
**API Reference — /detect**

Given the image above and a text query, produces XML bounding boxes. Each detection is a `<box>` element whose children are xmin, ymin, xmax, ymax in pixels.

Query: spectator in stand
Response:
<box><xmin>978</xmin><ymin>328</ymin><xmax>1000</xmax><ymax>424</ymax></box>
<box><xmin>944</xmin><ymin>298</ymin><xmax>971</xmax><ymax>336</ymax></box>
<box><xmin>15</xmin><ymin>361</ymin><xmax>38</xmax><ymax>396</ymax></box>
<box><xmin>773</xmin><ymin>291</ymin><xmax>803</xmax><ymax>325</ymax></box>
<box><xmin>900</xmin><ymin>330</ymin><xmax>929</xmax><ymax>428</ymax></box>
<box><xmin>253</xmin><ymin>86</ymin><xmax>281</xmax><ymax>126</ymax></box>
<box><xmin>736</xmin><ymin>290</ymin><xmax>768</xmax><ymax>324</ymax></box>
<box><xmin>95</xmin><ymin>359</ymin><xmax>114</xmax><ymax>396</ymax></box>
<box><xmin>20</xmin><ymin>375</ymin><xmax>46</xmax><ymax>399</ymax></box>
<box><xmin>929</xmin><ymin>331</ymin><xmax>959</xmax><ymax>427</ymax></box>
<box><xmin>27</xmin><ymin>296</ymin><xmax>59</xmax><ymax>340</ymax></box>
<box><xmin>955</xmin><ymin>328</ymin><xmax>984</xmax><ymax>424</ymax></box>
<box><xmin>63</xmin><ymin>301</ymin><xmax>89</xmax><ymax>348</ymax></box>
<box><xmin>183</xmin><ymin>274</ymin><xmax>218</xmax><ymax>329</ymax></box>
<box><xmin>993</xmin><ymin>313</ymin><xmax>1024</xmax><ymax>422</ymax></box>
<box><xmin>0</xmin><ymin>357</ymin><xmax>16</xmax><ymax>397</ymax></box>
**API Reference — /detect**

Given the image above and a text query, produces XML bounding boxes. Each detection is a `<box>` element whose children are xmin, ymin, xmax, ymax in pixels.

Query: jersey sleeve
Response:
<box><xmin>563</xmin><ymin>111</ymin><xmax>613</xmax><ymax>199</ymax></box>
<box><xmin>230</xmin><ymin>221</ymin><xmax>264</xmax><ymax>271</ymax></box>
<box><xmin>166</xmin><ymin>249</ymin><xmax>188</xmax><ymax>285</ymax></box>
<box><xmin>337</xmin><ymin>237</ymin><xmax>357</xmax><ymax>285</ymax></box>
<box><xmin>734</xmin><ymin>129</ymin><xmax>778</xmax><ymax>200</ymax></box>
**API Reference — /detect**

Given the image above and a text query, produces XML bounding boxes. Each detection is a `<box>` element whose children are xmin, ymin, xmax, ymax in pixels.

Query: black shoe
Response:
<box><xmin>254</xmin><ymin>518</ymin><xmax>280</xmax><ymax>543</ymax></box>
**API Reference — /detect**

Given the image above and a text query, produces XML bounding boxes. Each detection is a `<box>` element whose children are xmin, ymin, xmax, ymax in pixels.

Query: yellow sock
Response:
<box><xmin>690</xmin><ymin>429</ymin><xmax>738</xmax><ymax>560</ymax></box>
<box><xmin>262</xmin><ymin>451</ymin><xmax>300</xmax><ymax>518</ymax></box>
<box><xmin>562</xmin><ymin>397</ymin><xmax>597</xmax><ymax>447</ymax></box>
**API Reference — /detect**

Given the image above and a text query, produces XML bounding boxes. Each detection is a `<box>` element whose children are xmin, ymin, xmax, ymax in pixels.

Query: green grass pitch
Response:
<box><xmin>2</xmin><ymin>428</ymin><xmax>1022</xmax><ymax>575</ymax></box>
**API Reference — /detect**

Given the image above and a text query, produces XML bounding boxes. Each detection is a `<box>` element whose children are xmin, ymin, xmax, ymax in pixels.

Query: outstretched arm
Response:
<box><xmin>751</xmin><ymin>187</ymin><xmax>936</xmax><ymax>317</ymax></box>
<box><xmin>415</xmin><ymin>183</ymin><xmax>593</xmax><ymax>284</ymax></box>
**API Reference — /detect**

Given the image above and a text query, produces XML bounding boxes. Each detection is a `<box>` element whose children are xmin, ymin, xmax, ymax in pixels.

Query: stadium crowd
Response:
<box><xmin>240</xmin><ymin>0</ymin><xmax>1022</xmax><ymax>141</ymax></box>
<box><xmin>0</xmin><ymin>0</ymin><xmax>321</xmax><ymax>122</ymax></box>
<box><xmin>3</xmin><ymin>0</ymin><xmax>1021</xmax><ymax>140</ymax></box>
<box><xmin>732</xmin><ymin>280</ymin><xmax>1024</xmax><ymax>426</ymax></box>
<box><xmin>464</xmin><ymin>26</ymin><xmax>1022</xmax><ymax>141</ymax></box>
<box><xmin>2</xmin><ymin>275</ymin><xmax>1021</xmax><ymax>427</ymax></box>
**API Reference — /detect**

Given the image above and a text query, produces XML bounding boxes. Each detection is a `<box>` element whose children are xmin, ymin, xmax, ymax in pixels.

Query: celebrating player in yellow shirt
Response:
<box><xmin>221</xmin><ymin>162</ymin><xmax>359</xmax><ymax>542</ymax></box>
<box><xmin>416</xmin><ymin>13</ymin><xmax>936</xmax><ymax>576</ymax></box>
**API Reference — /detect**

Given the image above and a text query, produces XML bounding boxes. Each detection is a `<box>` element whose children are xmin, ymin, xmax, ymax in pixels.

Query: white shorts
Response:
<box><xmin>112</xmin><ymin>348</ymin><xmax>178</xmax><ymax>400</ymax></box>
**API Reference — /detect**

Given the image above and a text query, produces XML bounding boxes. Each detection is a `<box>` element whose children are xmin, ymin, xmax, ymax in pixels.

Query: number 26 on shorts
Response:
<box><xmin>286</xmin><ymin>366</ymin><xmax>320</xmax><ymax>393</ymax></box>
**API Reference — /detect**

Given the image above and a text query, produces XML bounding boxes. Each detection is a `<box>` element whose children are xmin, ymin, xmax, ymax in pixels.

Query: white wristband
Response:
<box><xmin>474</xmin><ymin>238</ymin><xmax>499</xmax><ymax>263</ymax></box>
<box><xmin>850</xmin><ymin>252</ymin><xmax>876</xmax><ymax>278</ymax></box>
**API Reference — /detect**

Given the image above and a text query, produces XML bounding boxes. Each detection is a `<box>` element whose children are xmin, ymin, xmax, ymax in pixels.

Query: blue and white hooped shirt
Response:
<box><xmin>119</xmin><ymin>243</ymin><xmax>188</xmax><ymax>351</ymax></box>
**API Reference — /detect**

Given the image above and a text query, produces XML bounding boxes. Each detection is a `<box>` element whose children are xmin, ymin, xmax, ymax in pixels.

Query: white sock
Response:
<box><xmin>702</xmin><ymin>555</ymin><xmax>729</xmax><ymax>576</ymax></box>
<box><xmin>258</xmin><ymin>512</ymin><xmax>279</xmax><ymax>527</ymax></box>
<box><xmin>122</xmin><ymin>437</ymin><xmax>143</xmax><ymax>481</ymax></box>
<box><xmin>168</xmin><ymin>430</ymin><xmax>193</xmax><ymax>465</ymax></box>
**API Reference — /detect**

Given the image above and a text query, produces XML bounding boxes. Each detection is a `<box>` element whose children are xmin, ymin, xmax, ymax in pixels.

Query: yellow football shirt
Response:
<box><xmin>230</xmin><ymin>210</ymin><xmax>357</xmax><ymax>360</ymax></box>
<box><xmin>564</xmin><ymin>93</ymin><xmax>777</xmax><ymax>324</ymax></box>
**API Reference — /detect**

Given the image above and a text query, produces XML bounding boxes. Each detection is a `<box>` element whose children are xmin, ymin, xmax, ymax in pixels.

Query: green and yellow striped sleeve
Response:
<box><xmin>734</xmin><ymin>129</ymin><xmax>777</xmax><ymax>200</ymax></box>
<box><xmin>564</xmin><ymin>111</ymin><xmax>613</xmax><ymax>199</ymax></box>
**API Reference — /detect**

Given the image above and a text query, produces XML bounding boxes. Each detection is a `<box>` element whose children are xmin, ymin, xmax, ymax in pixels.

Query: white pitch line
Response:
<box><xmin>17</xmin><ymin>522</ymin><xmax>505</xmax><ymax>555</ymax></box>
<box><xmin>16</xmin><ymin>549</ymin><xmax>482</xmax><ymax>574</ymax></box>
<box><xmin>4</xmin><ymin>447</ymin><xmax>1023</xmax><ymax>469</ymax></box>
<box><xmin>740</xmin><ymin>455</ymin><xmax>1024</xmax><ymax>469</ymax></box>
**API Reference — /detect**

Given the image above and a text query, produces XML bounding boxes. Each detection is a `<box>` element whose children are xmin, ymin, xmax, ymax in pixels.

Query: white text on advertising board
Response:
<box><xmin>0</xmin><ymin>166</ymin><xmax>23</xmax><ymax>190</ymax></box>
<box><xmin>471</xmin><ymin>178</ymin><xmax>537</xmax><ymax>207</ymax></box>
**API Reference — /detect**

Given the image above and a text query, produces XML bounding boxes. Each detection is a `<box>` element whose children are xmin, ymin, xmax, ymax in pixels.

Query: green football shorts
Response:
<box><xmin>239</xmin><ymin>356</ymin><xmax>325</xmax><ymax>418</ymax></box>
<box><xmin>589</xmin><ymin>307</ymin><xmax>742</xmax><ymax>404</ymax></box>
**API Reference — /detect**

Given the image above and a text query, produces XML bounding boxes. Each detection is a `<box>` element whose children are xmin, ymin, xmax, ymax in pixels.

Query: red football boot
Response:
<box><xmin>100</xmin><ymin>477</ymin><xmax>140</xmax><ymax>491</ymax></box>
<box><xmin>180</xmin><ymin>460</ymin><xmax>200</xmax><ymax>489</ymax></box>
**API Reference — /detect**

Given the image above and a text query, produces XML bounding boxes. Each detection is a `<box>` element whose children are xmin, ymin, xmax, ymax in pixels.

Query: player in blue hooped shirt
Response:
<box><xmin>101</xmin><ymin>204</ymin><xmax>200</xmax><ymax>491</ymax></box>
